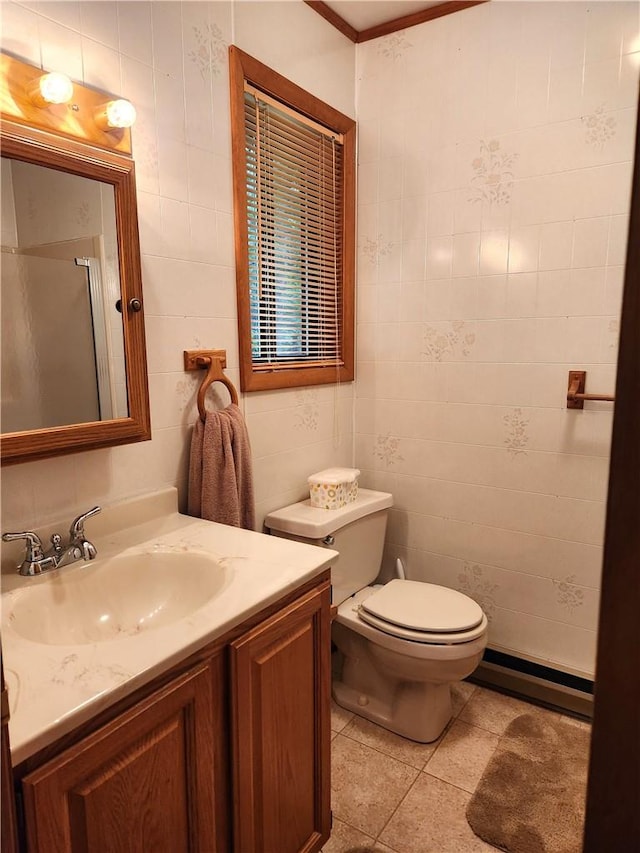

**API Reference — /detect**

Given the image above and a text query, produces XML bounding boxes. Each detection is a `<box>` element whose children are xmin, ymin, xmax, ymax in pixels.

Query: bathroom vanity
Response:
<box><xmin>1</xmin><ymin>489</ymin><xmax>335</xmax><ymax>852</ymax></box>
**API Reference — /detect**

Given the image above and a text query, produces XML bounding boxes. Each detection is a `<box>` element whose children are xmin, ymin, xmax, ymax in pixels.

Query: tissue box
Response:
<box><xmin>308</xmin><ymin>468</ymin><xmax>360</xmax><ymax>509</ymax></box>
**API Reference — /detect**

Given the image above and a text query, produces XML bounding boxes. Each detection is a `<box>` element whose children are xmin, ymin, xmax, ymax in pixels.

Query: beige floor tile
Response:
<box><xmin>332</xmin><ymin>699</ymin><xmax>355</xmax><ymax>733</ymax></box>
<box><xmin>451</xmin><ymin>680</ymin><xmax>476</xmax><ymax>717</ymax></box>
<box><xmin>341</xmin><ymin>715</ymin><xmax>440</xmax><ymax>770</ymax></box>
<box><xmin>379</xmin><ymin>773</ymin><xmax>496</xmax><ymax>853</ymax></box>
<box><xmin>331</xmin><ymin>734</ymin><xmax>419</xmax><ymax>837</ymax></box>
<box><xmin>458</xmin><ymin>686</ymin><xmax>545</xmax><ymax>735</ymax></box>
<box><xmin>424</xmin><ymin>719</ymin><xmax>499</xmax><ymax>793</ymax></box>
<box><xmin>321</xmin><ymin>817</ymin><xmax>395</xmax><ymax>852</ymax></box>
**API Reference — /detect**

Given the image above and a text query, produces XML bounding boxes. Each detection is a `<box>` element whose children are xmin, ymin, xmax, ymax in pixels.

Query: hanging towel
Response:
<box><xmin>188</xmin><ymin>403</ymin><xmax>255</xmax><ymax>530</ymax></box>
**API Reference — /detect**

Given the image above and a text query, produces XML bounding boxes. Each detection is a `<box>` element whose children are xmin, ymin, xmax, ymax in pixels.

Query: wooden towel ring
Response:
<box><xmin>183</xmin><ymin>349</ymin><xmax>239</xmax><ymax>422</ymax></box>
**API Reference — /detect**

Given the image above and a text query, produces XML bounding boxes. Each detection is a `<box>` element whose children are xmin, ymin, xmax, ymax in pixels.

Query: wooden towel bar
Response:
<box><xmin>184</xmin><ymin>349</ymin><xmax>239</xmax><ymax>421</ymax></box>
<box><xmin>567</xmin><ymin>370</ymin><xmax>615</xmax><ymax>409</ymax></box>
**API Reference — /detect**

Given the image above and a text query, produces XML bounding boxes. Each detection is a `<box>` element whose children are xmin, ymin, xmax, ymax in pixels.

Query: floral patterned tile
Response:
<box><xmin>424</xmin><ymin>720</ymin><xmax>499</xmax><ymax>794</ymax></box>
<box><xmin>331</xmin><ymin>735</ymin><xmax>419</xmax><ymax>838</ymax></box>
<box><xmin>468</xmin><ymin>139</ymin><xmax>518</xmax><ymax>207</ymax></box>
<box><xmin>341</xmin><ymin>714</ymin><xmax>441</xmax><ymax>771</ymax></box>
<box><xmin>422</xmin><ymin>320</ymin><xmax>476</xmax><ymax>362</ymax></box>
<box><xmin>581</xmin><ymin>104</ymin><xmax>617</xmax><ymax>150</ymax></box>
<box><xmin>503</xmin><ymin>408</ymin><xmax>530</xmax><ymax>456</ymax></box>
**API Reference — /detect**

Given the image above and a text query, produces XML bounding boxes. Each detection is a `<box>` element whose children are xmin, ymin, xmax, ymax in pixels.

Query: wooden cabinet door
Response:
<box><xmin>231</xmin><ymin>580</ymin><xmax>331</xmax><ymax>853</ymax></box>
<box><xmin>22</xmin><ymin>662</ymin><xmax>219</xmax><ymax>853</ymax></box>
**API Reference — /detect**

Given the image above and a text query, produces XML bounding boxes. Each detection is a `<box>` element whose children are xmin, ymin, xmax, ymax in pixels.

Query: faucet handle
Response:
<box><xmin>2</xmin><ymin>531</ymin><xmax>45</xmax><ymax>561</ymax></box>
<box><xmin>69</xmin><ymin>506</ymin><xmax>101</xmax><ymax>540</ymax></box>
<box><xmin>50</xmin><ymin>533</ymin><xmax>64</xmax><ymax>553</ymax></box>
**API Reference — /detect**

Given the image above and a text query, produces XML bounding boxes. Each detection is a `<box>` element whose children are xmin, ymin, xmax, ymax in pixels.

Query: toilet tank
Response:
<box><xmin>264</xmin><ymin>489</ymin><xmax>393</xmax><ymax>606</ymax></box>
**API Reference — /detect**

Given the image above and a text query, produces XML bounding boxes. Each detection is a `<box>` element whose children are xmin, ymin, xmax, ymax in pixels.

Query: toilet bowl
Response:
<box><xmin>333</xmin><ymin>583</ymin><xmax>487</xmax><ymax>742</ymax></box>
<box><xmin>265</xmin><ymin>489</ymin><xmax>488</xmax><ymax>743</ymax></box>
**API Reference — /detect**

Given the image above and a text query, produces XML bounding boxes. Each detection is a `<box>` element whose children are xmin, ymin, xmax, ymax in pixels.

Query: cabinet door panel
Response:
<box><xmin>67</xmin><ymin>714</ymin><xmax>190</xmax><ymax>851</ymax></box>
<box><xmin>231</xmin><ymin>581</ymin><xmax>331</xmax><ymax>853</ymax></box>
<box><xmin>22</xmin><ymin>663</ymin><xmax>217</xmax><ymax>853</ymax></box>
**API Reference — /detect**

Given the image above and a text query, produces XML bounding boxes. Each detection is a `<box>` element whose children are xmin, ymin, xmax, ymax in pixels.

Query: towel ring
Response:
<box><xmin>183</xmin><ymin>349</ymin><xmax>239</xmax><ymax>422</ymax></box>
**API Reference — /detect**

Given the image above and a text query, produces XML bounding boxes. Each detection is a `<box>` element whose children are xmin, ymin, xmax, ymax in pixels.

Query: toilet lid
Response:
<box><xmin>360</xmin><ymin>579</ymin><xmax>484</xmax><ymax>633</ymax></box>
<box><xmin>357</xmin><ymin>607</ymin><xmax>488</xmax><ymax>644</ymax></box>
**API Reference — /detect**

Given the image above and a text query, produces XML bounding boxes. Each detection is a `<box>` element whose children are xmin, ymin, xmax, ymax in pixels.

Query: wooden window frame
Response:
<box><xmin>229</xmin><ymin>46</ymin><xmax>355</xmax><ymax>392</ymax></box>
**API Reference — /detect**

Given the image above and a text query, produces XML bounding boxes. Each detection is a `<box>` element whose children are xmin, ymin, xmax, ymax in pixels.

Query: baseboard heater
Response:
<box><xmin>470</xmin><ymin>648</ymin><xmax>594</xmax><ymax>720</ymax></box>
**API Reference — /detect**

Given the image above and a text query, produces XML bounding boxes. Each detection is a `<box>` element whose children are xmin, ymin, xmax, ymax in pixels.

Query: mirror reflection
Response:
<box><xmin>1</xmin><ymin>158</ymin><xmax>127</xmax><ymax>433</ymax></box>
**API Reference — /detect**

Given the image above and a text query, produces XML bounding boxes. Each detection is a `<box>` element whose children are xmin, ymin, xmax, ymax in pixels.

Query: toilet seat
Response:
<box><xmin>358</xmin><ymin>579</ymin><xmax>487</xmax><ymax>645</ymax></box>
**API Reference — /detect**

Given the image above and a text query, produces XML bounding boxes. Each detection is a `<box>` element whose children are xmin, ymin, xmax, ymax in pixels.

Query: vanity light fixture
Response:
<box><xmin>27</xmin><ymin>71</ymin><xmax>74</xmax><ymax>107</ymax></box>
<box><xmin>94</xmin><ymin>98</ymin><xmax>137</xmax><ymax>131</ymax></box>
<box><xmin>2</xmin><ymin>51</ymin><xmax>133</xmax><ymax>155</ymax></box>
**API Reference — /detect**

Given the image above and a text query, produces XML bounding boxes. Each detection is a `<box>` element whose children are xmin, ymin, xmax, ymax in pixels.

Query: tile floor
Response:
<box><xmin>323</xmin><ymin>683</ymin><xmax>591</xmax><ymax>853</ymax></box>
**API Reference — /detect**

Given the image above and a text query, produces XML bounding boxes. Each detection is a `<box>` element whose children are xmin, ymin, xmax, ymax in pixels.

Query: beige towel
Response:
<box><xmin>188</xmin><ymin>403</ymin><xmax>255</xmax><ymax>530</ymax></box>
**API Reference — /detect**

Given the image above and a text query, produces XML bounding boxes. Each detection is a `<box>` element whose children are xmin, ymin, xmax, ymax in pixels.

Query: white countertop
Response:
<box><xmin>1</xmin><ymin>488</ymin><xmax>336</xmax><ymax>765</ymax></box>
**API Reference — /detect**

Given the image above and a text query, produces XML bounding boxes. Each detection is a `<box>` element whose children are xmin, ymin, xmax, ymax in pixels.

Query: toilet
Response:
<box><xmin>265</xmin><ymin>488</ymin><xmax>488</xmax><ymax>743</ymax></box>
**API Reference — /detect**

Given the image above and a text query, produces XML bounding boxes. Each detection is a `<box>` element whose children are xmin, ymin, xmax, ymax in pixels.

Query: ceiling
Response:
<box><xmin>323</xmin><ymin>1</ymin><xmax>444</xmax><ymax>31</ymax></box>
<box><xmin>305</xmin><ymin>1</ymin><xmax>486</xmax><ymax>42</ymax></box>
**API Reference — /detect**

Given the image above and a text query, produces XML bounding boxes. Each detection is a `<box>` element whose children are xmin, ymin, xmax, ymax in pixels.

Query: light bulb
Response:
<box><xmin>39</xmin><ymin>72</ymin><xmax>73</xmax><ymax>104</ymax></box>
<box><xmin>27</xmin><ymin>71</ymin><xmax>73</xmax><ymax>107</ymax></box>
<box><xmin>96</xmin><ymin>98</ymin><xmax>137</xmax><ymax>130</ymax></box>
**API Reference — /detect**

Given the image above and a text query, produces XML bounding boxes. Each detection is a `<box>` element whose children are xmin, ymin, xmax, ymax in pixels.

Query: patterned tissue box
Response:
<box><xmin>308</xmin><ymin>468</ymin><xmax>360</xmax><ymax>509</ymax></box>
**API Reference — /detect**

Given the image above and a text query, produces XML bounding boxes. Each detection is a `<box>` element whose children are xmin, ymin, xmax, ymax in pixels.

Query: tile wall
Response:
<box><xmin>1</xmin><ymin>1</ymin><xmax>638</xmax><ymax>679</ymax></box>
<box><xmin>0</xmin><ymin>1</ymin><xmax>355</xmax><ymax>536</ymax></box>
<box><xmin>354</xmin><ymin>1</ymin><xmax>639</xmax><ymax>677</ymax></box>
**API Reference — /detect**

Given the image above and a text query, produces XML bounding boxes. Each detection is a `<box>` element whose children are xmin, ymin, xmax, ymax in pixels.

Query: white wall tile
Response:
<box><xmin>188</xmin><ymin>205</ymin><xmax>217</xmax><ymax>264</ymax></box>
<box><xmin>508</xmin><ymin>225</ymin><xmax>539</xmax><ymax>274</ymax></box>
<box><xmin>480</xmin><ymin>230</ymin><xmax>509</xmax><ymax>276</ymax></box>
<box><xmin>402</xmin><ymin>195</ymin><xmax>427</xmax><ymax>242</ymax></box>
<box><xmin>354</xmin><ymin>0</ymin><xmax>637</xmax><ymax>679</ymax></box>
<box><xmin>378</xmin><ymin>157</ymin><xmax>404</xmax><ymax>202</ymax></box>
<box><xmin>136</xmin><ymin>191</ymin><xmax>163</xmax><ymax>256</ymax></box>
<box><xmin>151</xmin><ymin>1</ymin><xmax>183</xmax><ymax>77</ymax></box>
<box><xmin>538</xmin><ymin>221</ymin><xmax>573</xmax><ymax>271</ymax></box>
<box><xmin>607</xmin><ymin>214</ymin><xmax>630</xmax><ymax>266</ymax></box>
<box><xmin>158</xmin><ymin>136</ymin><xmax>189</xmax><ymax>202</ymax></box>
<box><xmin>427</xmin><ymin>192</ymin><xmax>454</xmax><ymax>238</ymax></box>
<box><xmin>39</xmin><ymin>17</ymin><xmax>83</xmax><ymax>79</ymax></box>
<box><xmin>117</xmin><ymin>1</ymin><xmax>152</xmax><ymax>66</ymax></box>
<box><xmin>1</xmin><ymin>2</ymin><xmax>41</xmax><ymax>65</ymax></box>
<box><xmin>401</xmin><ymin>240</ymin><xmax>426</xmax><ymax>283</ymax></box>
<box><xmin>81</xmin><ymin>36</ymin><xmax>121</xmax><ymax>93</ymax></box>
<box><xmin>426</xmin><ymin>237</ymin><xmax>453</xmax><ymax>280</ymax></box>
<box><xmin>572</xmin><ymin>217</ymin><xmax>610</xmax><ymax>268</ymax></box>
<box><xmin>452</xmin><ymin>232</ymin><xmax>480</xmax><ymax>278</ymax></box>
<box><xmin>155</xmin><ymin>73</ymin><xmax>187</xmax><ymax>143</ymax></box>
<box><xmin>2</xmin><ymin>0</ymin><xmax>635</xmax><ymax>683</ymax></box>
<box><xmin>79</xmin><ymin>1</ymin><xmax>119</xmax><ymax>50</ymax></box>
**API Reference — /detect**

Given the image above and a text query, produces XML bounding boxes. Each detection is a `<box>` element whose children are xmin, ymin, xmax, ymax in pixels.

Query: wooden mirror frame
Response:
<box><xmin>0</xmin><ymin>120</ymin><xmax>151</xmax><ymax>465</ymax></box>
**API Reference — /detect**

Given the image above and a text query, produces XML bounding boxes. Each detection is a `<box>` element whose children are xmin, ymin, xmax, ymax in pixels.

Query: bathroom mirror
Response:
<box><xmin>0</xmin><ymin>122</ymin><xmax>151</xmax><ymax>464</ymax></box>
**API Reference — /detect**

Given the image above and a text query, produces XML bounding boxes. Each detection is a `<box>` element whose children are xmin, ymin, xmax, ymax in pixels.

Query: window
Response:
<box><xmin>229</xmin><ymin>47</ymin><xmax>355</xmax><ymax>391</ymax></box>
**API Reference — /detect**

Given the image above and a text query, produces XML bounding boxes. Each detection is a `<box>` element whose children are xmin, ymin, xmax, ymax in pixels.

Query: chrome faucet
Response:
<box><xmin>2</xmin><ymin>506</ymin><xmax>101</xmax><ymax>576</ymax></box>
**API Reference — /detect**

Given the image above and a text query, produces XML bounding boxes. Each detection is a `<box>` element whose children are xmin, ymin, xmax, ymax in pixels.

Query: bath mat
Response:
<box><xmin>466</xmin><ymin>713</ymin><xmax>590</xmax><ymax>853</ymax></box>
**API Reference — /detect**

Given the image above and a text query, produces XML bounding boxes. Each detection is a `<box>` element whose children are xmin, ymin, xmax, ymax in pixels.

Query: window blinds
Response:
<box><xmin>244</xmin><ymin>85</ymin><xmax>345</xmax><ymax>371</ymax></box>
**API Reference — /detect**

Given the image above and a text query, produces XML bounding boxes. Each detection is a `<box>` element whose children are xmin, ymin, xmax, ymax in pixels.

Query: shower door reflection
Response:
<box><xmin>1</xmin><ymin>246</ymin><xmax>124</xmax><ymax>433</ymax></box>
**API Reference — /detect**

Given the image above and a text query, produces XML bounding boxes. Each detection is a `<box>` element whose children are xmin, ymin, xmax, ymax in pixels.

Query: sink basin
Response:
<box><xmin>7</xmin><ymin>549</ymin><xmax>230</xmax><ymax>645</ymax></box>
